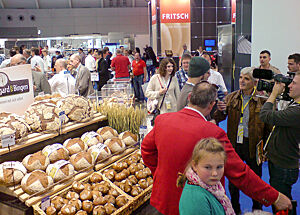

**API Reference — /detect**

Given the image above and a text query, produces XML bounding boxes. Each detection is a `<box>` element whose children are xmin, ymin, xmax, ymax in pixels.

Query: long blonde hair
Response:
<box><xmin>177</xmin><ymin>138</ymin><xmax>226</xmax><ymax>188</ymax></box>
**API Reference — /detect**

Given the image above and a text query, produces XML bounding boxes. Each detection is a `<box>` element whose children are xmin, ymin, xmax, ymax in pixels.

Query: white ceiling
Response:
<box><xmin>0</xmin><ymin>0</ymin><xmax>148</xmax><ymax>9</ymax></box>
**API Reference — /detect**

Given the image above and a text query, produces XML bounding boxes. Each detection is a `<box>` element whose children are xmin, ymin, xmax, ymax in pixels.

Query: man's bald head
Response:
<box><xmin>10</xmin><ymin>54</ymin><xmax>26</xmax><ymax>66</ymax></box>
<box><xmin>54</xmin><ymin>59</ymin><xmax>67</xmax><ymax>73</ymax></box>
<box><xmin>70</xmin><ymin>54</ymin><xmax>81</xmax><ymax>68</ymax></box>
<box><xmin>189</xmin><ymin>82</ymin><xmax>218</xmax><ymax>109</ymax></box>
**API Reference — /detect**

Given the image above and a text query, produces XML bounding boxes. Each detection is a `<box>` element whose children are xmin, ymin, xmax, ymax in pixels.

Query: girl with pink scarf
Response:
<box><xmin>177</xmin><ymin>138</ymin><xmax>235</xmax><ymax>215</ymax></box>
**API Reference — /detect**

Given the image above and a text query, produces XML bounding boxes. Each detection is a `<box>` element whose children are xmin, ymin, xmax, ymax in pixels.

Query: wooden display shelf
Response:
<box><xmin>0</xmin><ymin>113</ymin><xmax>106</xmax><ymax>156</ymax></box>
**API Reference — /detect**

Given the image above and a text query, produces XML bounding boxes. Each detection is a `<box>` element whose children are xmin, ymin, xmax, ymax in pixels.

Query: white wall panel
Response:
<box><xmin>0</xmin><ymin>7</ymin><xmax>148</xmax><ymax>37</ymax></box>
<box><xmin>251</xmin><ymin>0</ymin><xmax>300</xmax><ymax>74</ymax></box>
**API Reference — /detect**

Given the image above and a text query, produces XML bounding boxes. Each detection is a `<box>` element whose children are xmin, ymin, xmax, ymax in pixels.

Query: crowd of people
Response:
<box><xmin>1</xmin><ymin>43</ymin><xmax>299</xmax><ymax>214</ymax></box>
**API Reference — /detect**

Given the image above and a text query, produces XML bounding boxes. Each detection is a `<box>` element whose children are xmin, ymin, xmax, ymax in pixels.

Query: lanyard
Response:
<box><xmin>240</xmin><ymin>88</ymin><xmax>256</xmax><ymax>123</ymax></box>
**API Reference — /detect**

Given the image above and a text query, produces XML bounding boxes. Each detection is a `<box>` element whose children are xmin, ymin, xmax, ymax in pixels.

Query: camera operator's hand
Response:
<box><xmin>273</xmin><ymin>192</ymin><xmax>292</xmax><ymax>211</ymax></box>
<box><xmin>217</xmin><ymin>101</ymin><xmax>226</xmax><ymax>112</ymax></box>
<box><xmin>267</xmin><ymin>82</ymin><xmax>285</xmax><ymax>104</ymax></box>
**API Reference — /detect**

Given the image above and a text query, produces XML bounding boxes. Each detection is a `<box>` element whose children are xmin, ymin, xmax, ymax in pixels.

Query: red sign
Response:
<box><xmin>151</xmin><ymin>0</ymin><xmax>156</xmax><ymax>25</ymax></box>
<box><xmin>231</xmin><ymin>0</ymin><xmax>236</xmax><ymax>24</ymax></box>
<box><xmin>160</xmin><ymin>0</ymin><xmax>190</xmax><ymax>23</ymax></box>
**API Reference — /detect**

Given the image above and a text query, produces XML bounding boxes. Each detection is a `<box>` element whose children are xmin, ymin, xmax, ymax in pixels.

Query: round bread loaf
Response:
<box><xmin>96</xmin><ymin>127</ymin><xmax>118</xmax><ymax>141</ymax></box>
<box><xmin>22</xmin><ymin>151</ymin><xmax>50</xmax><ymax>172</ymax></box>
<box><xmin>24</xmin><ymin>101</ymin><xmax>69</xmax><ymax>132</ymax></box>
<box><xmin>21</xmin><ymin>170</ymin><xmax>53</xmax><ymax>194</ymax></box>
<box><xmin>104</xmin><ymin>137</ymin><xmax>125</xmax><ymax>153</ymax></box>
<box><xmin>57</xmin><ymin>95</ymin><xmax>93</xmax><ymax>122</ymax></box>
<box><xmin>70</xmin><ymin>152</ymin><xmax>94</xmax><ymax>171</ymax></box>
<box><xmin>0</xmin><ymin>161</ymin><xmax>27</xmax><ymax>186</ymax></box>
<box><xmin>42</xmin><ymin>144</ymin><xmax>70</xmax><ymax>163</ymax></box>
<box><xmin>46</xmin><ymin>160</ymin><xmax>75</xmax><ymax>182</ymax></box>
<box><xmin>118</xmin><ymin>131</ymin><xmax>138</xmax><ymax>146</ymax></box>
<box><xmin>81</xmin><ymin>131</ymin><xmax>103</xmax><ymax>147</ymax></box>
<box><xmin>63</xmin><ymin>138</ymin><xmax>88</xmax><ymax>155</ymax></box>
<box><xmin>0</xmin><ymin>113</ymin><xmax>30</xmax><ymax>139</ymax></box>
<box><xmin>88</xmin><ymin>143</ymin><xmax>111</xmax><ymax>163</ymax></box>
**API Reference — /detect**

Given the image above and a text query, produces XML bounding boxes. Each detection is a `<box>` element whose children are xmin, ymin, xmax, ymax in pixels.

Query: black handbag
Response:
<box><xmin>150</xmin><ymin>76</ymin><xmax>172</xmax><ymax>126</ymax></box>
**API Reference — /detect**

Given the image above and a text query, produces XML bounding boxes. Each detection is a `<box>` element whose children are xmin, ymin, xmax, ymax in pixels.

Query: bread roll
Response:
<box><xmin>21</xmin><ymin>170</ymin><xmax>53</xmax><ymax>194</ymax></box>
<box><xmin>46</xmin><ymin>160</ymin><xmax>75</xmax><ymax>182</ymax></box>
<box><xmin>46</xmin><ymin>206</ymin><xmax>56</xmax><ymax>215</ymax></box>
<box><xmin>82</xmin><ymin>200</ymin><xmax>93</xmax><ymax>213</ymax></box>
<box><xmin>104</xmin><ymin>203</ymin><xmax>116</xmax><ymax>214</ymax></box>
<box><xmin>60</xmin><ymin>204</ymin><xmax>76</xmax><ymax>215</ymax></box>
<box><xmin>69</xmin><ymin>199</ymin><xmax>82</xmax><ymax>211</ymax></box>
<box><xmin>51</xmin><ymin>196</ymin><xmax>65</xmax><ymax>210</ymax></box>
<box><xmin>104</xmin><ymin>138</ymin><xmax>125</xmax><ymax>153</ymax></box>
<box><xmin>70</xmin><ymin>152</ymin><xmax>94</xmax><ymax>171</ymax></box>
<box><xmin>96</xmin><ymin>127</ymin><xmax>118</xmax><ymax>141</ymax></box>
<box><xmin>119</xmin><ymin>131</ymin><xmax>138</xmax><ymax>146</ymax></box>
<box><xmin>89</xmin><ymin>172</ymin><xmax>102</xmax><ymax>183</ymax></box>
<box><xmin>63</xmin><ymin>138</ymin><xmax>88</xmax><ymax>155</ymax></box>
<box><xmin>93</xmin><ymin>205</ymin><xmax>106</xmax><ymax>215</ymax></box>
<box><xmin>0</xmin><ymin>161</ymin><xmax>27</xmax><ymax>186</ymax></box>
<box><xmin>116</xmin><ymin>196</ymin><xmax>128</xmax><ymax>208</ymax></box>
<box><xmin>81</xmin><ymin>131</ymin><xmax>103</xmax><ymax>147</ymax></box>
<box><xmin>75</xmin><ymin>210</ymin><xmax>87</xmax><ymax>215</ymax></box>
<box><xmin>88</xmin><ymin>143</ymin><xmax>111</xmax><ymax>163</ymax></box>
<box><xmin>42</xmin><ymin>144</ymin><xmax>70</xmax><ymax>163</ymax></box>
<box><xmin>22</xmin><ymin>151</ymin><xmax>50</xmax><ymax>172</ymax></box>
<box><xmin>66</xmin><ymin>191</ymin><xmax>79</xmax><ymax>200</ymax></box>
<box><xmin>72</xmin><ymin>181</ymin><xmax>85</xmax><ymax>193</ymax></box>
<box><xmin>80</xmin><ymin>189</ymin><xmax>92</xmax><ymax>201</ymax></box>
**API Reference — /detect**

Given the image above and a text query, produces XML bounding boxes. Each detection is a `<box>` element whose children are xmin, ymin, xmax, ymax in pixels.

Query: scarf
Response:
<box><xmin>185</xmin><ymin>167</ymin><xmax>235</xmax><ymax>215</ymax></box>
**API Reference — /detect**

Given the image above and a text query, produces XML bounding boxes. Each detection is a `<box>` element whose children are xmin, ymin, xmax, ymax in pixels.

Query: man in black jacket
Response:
<box><xmin>96</xmin><ymin>50</ymin><xmax>110</xmax><ymax>91</ymax></box>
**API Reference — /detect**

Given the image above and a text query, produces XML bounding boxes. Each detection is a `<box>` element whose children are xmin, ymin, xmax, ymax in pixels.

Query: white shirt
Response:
<box><xmin>85</xmin><ymin>54</ymin><xmax>96</xmax><ymax>71</ymax></box>
<box><xmin>184</xmin><ymin>107</ymin><xmax>207</xmax><ymax>121</ymax></box>
<box><xmin>0</xmin><ymin>58</ymin><xmax>11</xmax><ymax>68</ymax></box>
<box><xmin>43</xmin><ymin>55</ymin><xmax>52</xmax><ymax>72</ymax></box>
<box><xmin>48</xmin><ymin>70</ymin><xmax>76</xmax><ymax>97</ymax></box>
<box><xmin>208</xmin><ymin>69</ymin><xmax>227</xmax><ymax>93</ymax></box>
<box><xmin>31</xmin><ymin>55</ymin><xmax>45</xmax><ymax>74</ymax></box>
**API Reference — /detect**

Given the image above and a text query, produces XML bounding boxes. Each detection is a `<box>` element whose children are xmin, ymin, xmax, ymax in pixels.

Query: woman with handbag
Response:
<box><xmin>145</xmin><ymin>57</ymin><xmax>180</xmax><ymax>114</ymax></box>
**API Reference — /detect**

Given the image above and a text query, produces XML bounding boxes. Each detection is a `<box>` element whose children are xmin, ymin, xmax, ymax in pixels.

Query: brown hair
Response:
<box><xmin>177</xmin><ymin>138</ymin><xmax>226</xmax><ymax>188</ymax></box>
<box><xmin>158</xmin><ymin>58</ymin><xmax>177</xmax><ymax>77</ymax></box>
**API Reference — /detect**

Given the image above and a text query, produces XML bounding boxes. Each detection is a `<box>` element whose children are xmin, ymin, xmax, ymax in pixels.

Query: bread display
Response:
<box><xmin>24</xmin><ymin>101</ymin><xmax>68</xmax><ymax>132</ymax></box>
<box><xmin>63</xmin><ymin>138</ymin><xmax>88</xmax><ymax>155</ymax></box>
<box><xmin>0</xmin><ymin>161</ymin><xmax>27</xmax><ymax>186</ymax></box>
<box><xmin>0</xmin><ymin>113</ymin><xmax>30</xmax><ymax>139</ymax></box>
<box><xmin>104</xmin><ymin>137</ymin><xmax>125</xmax><ymax>153</ymax></box>
<box><xmin>56</xmin><ymin>95</ymin><xmax>93</xmax><ymax>122</ymax></box>
<box><xmin>81</xmin><ymin>131</ymin><xmax>103</xmax><ymax>147</ymax></box>
<box><xmin>118</xmin><ymin>131</ymin><xmax>138</xmax><ymax>146</ymax></box>
<box><xmin>21</xmin><ymin>170</ymin><xmax>53</xmax><ymax>194</ymax></box>
<box><xmin>70</xmin><ymin>152</ymin><xmax>94</xmax><ymax>171</ymax></box>
<box><xmin>46</xmin><ymin>160</ymin><xmax>75</xmax><ymax>182</ymax></box>
<box><xmin>42</xmin><ymin>144</ymin><xmax>70</xmax><ymax>163</ymax></box>
<box><xmin>22</xmin><ymin>151</ymin><xmax>50</xmax><ymax>172</ymax></box>
<box><xmin>96</xmin><ymin>126</ymin><xmax>118</xmax><ymax>141</ymax></box>
<box><xmin>88</xmin><ymin>143</ymin><xmax>111</xmax><ymax>163</ymax></box>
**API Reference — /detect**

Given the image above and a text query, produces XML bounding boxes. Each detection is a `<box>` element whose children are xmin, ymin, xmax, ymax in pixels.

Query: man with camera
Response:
<box><xmin>259</xmin><ymin>71</ymin><xmax>300</xmax><ymax>210</ymax></box>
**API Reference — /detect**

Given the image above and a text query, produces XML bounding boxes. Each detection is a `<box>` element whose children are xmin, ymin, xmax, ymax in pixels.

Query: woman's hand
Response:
<box><xmin>159</xmin><ymin>88</ymin><xmax>167</xmax><ymax>95</ymax></box>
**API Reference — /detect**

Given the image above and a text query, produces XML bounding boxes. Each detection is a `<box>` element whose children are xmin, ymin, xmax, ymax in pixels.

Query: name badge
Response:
<box><xmin>165</xmin><ymin>100</ymin><xmax>172</xmax><ymax>110</ymax></box>
<box><xmin>237</xmin><ymin>124</ymin><xmax>244</xmax><ymax>144</ymax></box>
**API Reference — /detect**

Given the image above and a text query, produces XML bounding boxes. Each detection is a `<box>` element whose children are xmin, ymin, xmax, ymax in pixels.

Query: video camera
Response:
<box><xmin>253</xmin><ymin>69</ymin><xmax>294</xmax><ymax>101</ymax></box>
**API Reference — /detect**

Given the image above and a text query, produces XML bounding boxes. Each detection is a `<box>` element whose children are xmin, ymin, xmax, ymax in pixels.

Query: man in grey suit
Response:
<box><xmin>70</xmin><ymin>54</ymin><xmax>93</xmax><ymax>97</ymax></box>
<box><xmin>10</xmin><ymin>54</ymin><xmax>51</xmax><ymax>97</ymax></box>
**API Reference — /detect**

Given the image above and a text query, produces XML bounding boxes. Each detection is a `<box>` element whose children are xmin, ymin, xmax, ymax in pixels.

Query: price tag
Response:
<box><xmin>82</xmin><ymin>132</ymin><xmax>101</xmax><ymax>145</ymax></box>
<box><xmin>1</xmin><ymin>133</ymin><xmax>16</xmax><ymax>148</ymax></box>
<box><xmin>59</xmin><ymin>111</ymin><xmax>66</xmax><ymax>124</ymax></box>
<box><xmin>38</xmin><ymin>91</ymin><xmax>45</xmax><ymax>96</ymax></box>
<box><xmin>91</xmin><ymin>72</ymin><xmax>99</xmax><ymax>82</ymax></box>
<box><xmin>2</xmin><ymin>161</ymin><xmax>27</xmax><ymax>175</ymax></box>
<box><xmin>139</xmin><ymin>125</ymin><xmax>147</xmax><ymax>142</ymax></box>
<box><xmin>91</xmin><ymin>143</ymin><xmax>107</xmax><ymax>162</ymax></box>
<box><xmin>41</xmin><ymin>196</ymin><xmax>50</xmax><ymax>211</ymax></box>
<box><xmin>48</xmin><ymin>160</ymin><xmax>70</xmax><ymax>179</ymax></box>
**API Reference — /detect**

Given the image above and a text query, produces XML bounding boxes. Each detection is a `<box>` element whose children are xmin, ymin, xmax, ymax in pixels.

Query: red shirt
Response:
<box><xmin>111</xmin><ymin>54</ymin><xmax>130</xmax><ymax>78</ymax></box>
<box><xmin>132</xmin><ymin>59</ymin><xmax>146</xmax><ymax>76</ymax></box>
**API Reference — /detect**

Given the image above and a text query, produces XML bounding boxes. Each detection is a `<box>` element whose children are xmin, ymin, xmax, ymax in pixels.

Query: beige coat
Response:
<box><xmin>75</xmin><ymin>64</ymin><xmax>93</xmax><ymax>97</ymax></box>
<box><xmin>145</xmin><ymin>74</ymin><xmax>180</xmax><ymax>114</ymax></box>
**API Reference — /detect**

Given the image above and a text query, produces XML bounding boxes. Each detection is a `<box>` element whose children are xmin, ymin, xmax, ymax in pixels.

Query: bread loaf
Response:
<box><xmin>46</xmin><ymin>160</ymin><xmax>75</xmax><ymax>182</ymax></box>
<box><xmin>24</xmin><ymin>101</ymin><xmax>68</xmax><ymax>132</ymax></box>
<box><xmin>70</xmin><ymin>152</ymin><xmax>94</xmax><ymax>171</ymax></box>
<box><xmin>88</xmin><ymin>143</ymin><xmax>111</xmax><ymax>163</ymax></box>
<box><xmin>0</xmin><ymin>113</ymin><xmax>30</xmax><ymax>139</ymax></box>
<box><xmin>42</xmin><ymin>144</ymin><xmax>70</xmax><ymax>163</ymax></box>
<box><xmin>21</xmin><ymin>170</ymin><xmax>53</xmax><ymax>194</ymax></box>
<box><xmin>104</xmin><ymin>137</ymin><xmax>125</xmax><ymax>153</ymax></box>
<box><xmin>57</xmin><ymin>95</ymin><xmax>93</xmax><ymax>122</ymax></box>
<box><xmin>63</xmin><ymin>138</ymin><xmax>88</xmax><ymax>155</ymax></box>
<box><xmin>96</xmin><ymin>127</ymin><xmax>118</xmax><ymax>141</ymax></box>
<box><xmin>118</xmin><ymin>131</ymin><xmax>138</xmax><ymax>146</ymax></box>
<box><xmin>0</xmin><ymin>161</ymin><xmax>27</xmax><ymax>186</ymax></box>
<box><xmin>22</xmin><ymin>151</ymin><xmax>50</xmax><ymax>172</ymax></box>
<box><xmin>81</xmin><ymin>131</ymin><xmax>103</xmax><ymax>147</ymax></box>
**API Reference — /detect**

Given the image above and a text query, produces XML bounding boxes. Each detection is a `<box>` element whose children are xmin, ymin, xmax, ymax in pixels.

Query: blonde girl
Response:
<box><xmin>177</xmin><ymin>138</ymin><xmax>235</xmax><ymax>215</ymax></box>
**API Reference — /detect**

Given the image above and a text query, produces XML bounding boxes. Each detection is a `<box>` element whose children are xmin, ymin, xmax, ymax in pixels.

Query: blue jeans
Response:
<box><xmin>268</xmin><ymin>161</ymin><xmax>299</xmax><ymax>200</ymax></box>
<box><xmin>147</xmin><ymin>65</ymin><xmax>156</xmax><ymax>82</ymax></box>
<box><xmin>133</xmin><ymin>74</ymin><xmax>145</xmax><ymax>101</ymax></box>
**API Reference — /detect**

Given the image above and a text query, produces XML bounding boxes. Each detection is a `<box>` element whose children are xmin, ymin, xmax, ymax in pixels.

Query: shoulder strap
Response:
<box><xmin>158</xmin><ymin>76</ymin><xmax>173</xmax><ymax>110</ymax></box>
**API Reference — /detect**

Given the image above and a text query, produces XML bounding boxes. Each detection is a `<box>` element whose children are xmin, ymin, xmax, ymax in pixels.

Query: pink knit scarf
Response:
<box><xmin>185</xmin><ymin>167</ymin><xmax>235</xmax><ymax>215</ymax></box>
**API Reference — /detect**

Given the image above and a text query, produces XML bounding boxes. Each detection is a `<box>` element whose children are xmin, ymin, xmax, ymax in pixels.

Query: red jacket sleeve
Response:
<box><xmin>216</xmin><ymin>129</ymin><xmax>279</xmax><ymax>206</ymax></box>
<box><xmin>111</xmin><ymin>58</ymin><xmax>115</xmax><ymax>67</ymax></box>
<box><xmin>141</xmin><ymin>127</ymin><xmax>158</xmax><ymax>175</ymax></box>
